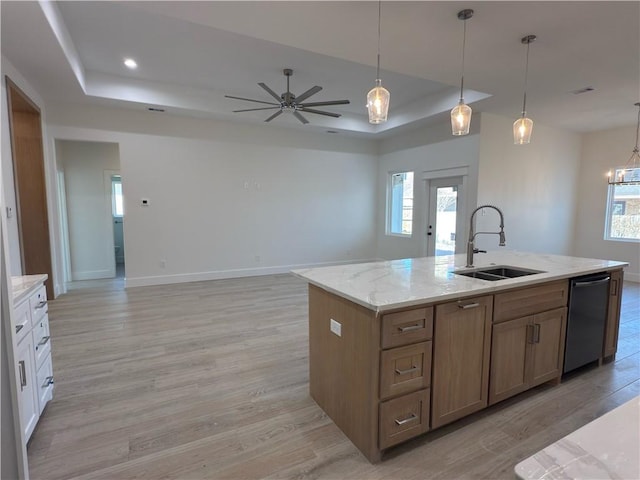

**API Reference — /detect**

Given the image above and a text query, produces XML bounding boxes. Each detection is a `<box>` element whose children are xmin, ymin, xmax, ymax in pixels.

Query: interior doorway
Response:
<box><xmin>109</xmin><ymin>173</ymin><xmax>125</xmax><ymax>278</ymax></box>
<box><xmin>425</xmin><ymin>176</ymin><xmax>466</xmax><ymax>257</ymax></box>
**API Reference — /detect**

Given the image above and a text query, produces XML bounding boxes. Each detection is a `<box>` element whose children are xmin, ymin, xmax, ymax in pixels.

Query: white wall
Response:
<box><xmin>476</xmin><ymin>113</ymin><xmax>582</xmax><ymax>256</ymax></box>
<box><xmin>573</xmin><ymin>127</ymin><xmax>640</xmax><ymax>281</ymax></box>
<box><xmin>376</xmin><ymin>120</ymin><xmax>481</xmax><ymax>260</ymax></box>
<box><xmin>46</xmin><ymin>103</ymin><xmax>378</xmax><ymax>287</ymax></box>
<box><xmin>57</xmin><ymin>140</ymin><xmax>120</xmax><ymax>280</ymax></box>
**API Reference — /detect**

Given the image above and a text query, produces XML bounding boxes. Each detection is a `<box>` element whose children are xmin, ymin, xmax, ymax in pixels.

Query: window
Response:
<box><xmin>112</xmin><ymin>176</ymin><xmax>124</xmax><ymax>217</ymax></box>
<box><xmin>605</xmin><ymin>173</ymin><xmax>640</xmax><ymax>242</ymax></box>
<box><xmin>388</xmin><ymin>171</ymin><xmax>414</xmax><ymax>235</ymax></box>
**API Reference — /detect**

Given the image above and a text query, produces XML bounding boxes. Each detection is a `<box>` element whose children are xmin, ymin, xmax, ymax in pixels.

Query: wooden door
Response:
<box><xmin>530</xmin><ymin>307</ymin><xmax>566</xmax><ymax>387</ymax></box>
<box><xmin>6</xmin><ymin>77</ymin><xmax>53</xmax><ymax>298</ymax></box>
<box><xmin>489</xmin><ymin>316</ymin><xmax>531</xmax><ymax>405</ymax></box>
<box><xmin>603</xmin><ymin>270</ymin><xmax>623</xmax><ymax>359</ymax></box>
<box><xmin>431</xmin><ymin>295</ymin><xmax>493</xmax><ymax>429</ymax></box>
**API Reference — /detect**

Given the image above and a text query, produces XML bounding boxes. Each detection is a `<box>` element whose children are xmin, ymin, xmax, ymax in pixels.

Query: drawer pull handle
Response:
<box><xmin>16</xmin><ymin>324</ymin><xmax>24</xmax><ymax>334</ymax></box>
<box><xmin>42</xmin><ymin>376</ymin><xmax>54</xmax><ymax>388</ymax></box>
<box><xmin>395</xmin><ymin>366</ymin><xmax>419</xmax><ymax>376</ymax></box>
<box><xmin>35</xmin><ymin>300</ymin><xmax>48</xmax><ymax>309</ymax></box>
<box><xmin>458</xmin><ymin>302</ymin><xmax>480</xmax><ymax>309</ymax></box>
<box><xmin>38</xmin><ymin>336</ymin><xmax>51</xmax><ymax>347</ymax></box>
<box><xmin>394</xmin><ymin>413</ymin><xmax>418</xmax><ymax>426</ymax></box>
<box><xmin>398</xmin><ymin>324</ymin><xmax>422</xmax><ymax>333</ymax></box>
<box><xmin>18</xmin><ymin>361</ymin><xmax>27</xmax><ymax>390</ymax></box>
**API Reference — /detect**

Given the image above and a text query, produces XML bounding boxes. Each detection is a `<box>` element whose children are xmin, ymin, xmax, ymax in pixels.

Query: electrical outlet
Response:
<box><xmin>330</xmin><ymin>318</ymin><xmax>342</xmax><ymax>337</ymax></box>
<box><xmin>254</xmin><ymin>255</ymin><xmax>261</xmax><ymax>263</ymax></box>
<box><xmin>159</xmin><ymin>259</ymin><xmax>166</xmax><ymax>268</ymax></box>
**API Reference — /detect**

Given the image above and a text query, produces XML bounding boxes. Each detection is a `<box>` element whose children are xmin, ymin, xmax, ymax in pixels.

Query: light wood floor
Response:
<box><xmin>27</xmin><ymin>275</ymin><xmax>639</xmax><ymax>479</ymax></box>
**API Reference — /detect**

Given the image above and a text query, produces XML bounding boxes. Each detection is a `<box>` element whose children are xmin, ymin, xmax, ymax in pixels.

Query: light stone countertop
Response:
<box><xmin>292</xmin><ymin>251</ymin><xmax>628</xmax><ymax>313</ymax></box>
<box><xmin>12</xmin><ymin>274</ymin><xmax>48</xmax><ymax>305</ymax></box>
<box><xmin>514</xmin><ymin>395</ymin><xmax>640</xmax><ymax>480</ymax></box>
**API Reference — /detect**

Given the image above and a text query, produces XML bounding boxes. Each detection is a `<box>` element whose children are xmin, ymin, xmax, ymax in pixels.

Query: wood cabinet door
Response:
<box><xmin>489</xmin><ymin>316</ymin><xmax>531</xmax><ymax>405</ymax></box>
<box><xmin>530</xmin><ymin>307</ymin><xmax>566</xmax><ymax>387</ymax></box>
<box><xmin>603</xmin><ymin>270</ymin><xmax>623</xmax><ymax>358</ymax></box>
<box><xmin>431</xmin><ymin>295</ymin><xmax>493</xmax><ymax>429</ymax></box>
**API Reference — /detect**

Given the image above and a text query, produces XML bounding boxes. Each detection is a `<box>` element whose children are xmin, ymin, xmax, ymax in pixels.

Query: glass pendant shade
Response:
<box><xmin>367</xmin><ymin>79</ymin><xmax>390</xmax><ymax>124</ymax></box>
<box><xmin>513</xmin><ymin>116</ymin><xmax>533</xmax><ymax>144</ymax></box>
<box><xmin>451</xmin><ymin>101</ymin><xmax>472</xmax><ymax>136</ymax></box>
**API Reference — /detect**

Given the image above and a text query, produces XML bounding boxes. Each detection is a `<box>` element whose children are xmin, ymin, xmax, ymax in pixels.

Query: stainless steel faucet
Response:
<box><xmin>466</xmin><ymin>205</ymin><xmax>506</xmax><ymax>267</ymax></box>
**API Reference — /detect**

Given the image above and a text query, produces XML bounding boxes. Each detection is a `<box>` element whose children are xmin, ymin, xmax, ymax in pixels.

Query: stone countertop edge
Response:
<box><xmin>11</xmin><ymin>274</ymin><xmax>48</xmax><ymax>305</ymax></box>
<box><xmin>291</xmin><ymin>251</ymin><xmax>628</xmax><ymax>314</ymax></box>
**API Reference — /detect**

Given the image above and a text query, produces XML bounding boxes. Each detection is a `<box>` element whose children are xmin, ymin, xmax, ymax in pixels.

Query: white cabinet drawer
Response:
<box><xmin>33</xmin><ymin>315</ymin><xmax>51</xmax><ymax>369</ymax></box>
<box><xmin>36</xmin><ymin>354</ymin><xmax>54</xmax><ymax>414</ymax></box>
<box><xmin>29</xmin><ymin>285</ymin><xmax>48</xmax><ymax>325</ymax></box>
<box><xmin>14</xmin><ymin>299</ymin><xmax>31</xmax><ymax>344</ymax></box>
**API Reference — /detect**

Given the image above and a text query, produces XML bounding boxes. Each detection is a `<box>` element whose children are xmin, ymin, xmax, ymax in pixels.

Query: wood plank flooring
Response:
<box><xmin>27</xmin><ymin>275</ymin><xmax>639</xmax><ymax>479</ymax></box>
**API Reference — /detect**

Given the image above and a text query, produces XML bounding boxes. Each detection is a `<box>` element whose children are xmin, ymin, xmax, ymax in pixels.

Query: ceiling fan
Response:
<box><xmin>225</xmin><ymin>68</ymin><xmax>350</xmax><ymax>124</ymax></box>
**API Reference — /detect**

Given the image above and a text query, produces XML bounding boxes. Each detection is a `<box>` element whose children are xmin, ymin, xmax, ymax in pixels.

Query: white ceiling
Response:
<box><xmin>1</xmin><ymin>1</ymin><xmax>638</xmax><ymax>137</ymax></box>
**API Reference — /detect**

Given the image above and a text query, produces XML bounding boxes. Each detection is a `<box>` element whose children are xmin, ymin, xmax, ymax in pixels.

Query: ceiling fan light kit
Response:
<box><xmin>367</xmin><ymin>0</ymin><xmax>390</xmax><ymax>124</ymax></box>
<box><xmin>225</xmin><ymin>68</ymin><xmax>350</xmax><ymax>125</ymax></box>
<box><xmin>451</xmin><ymin>9</ymin><xmax>473</xmax><ymax>136</ymax></box>
<box><xmin>514</xmin><ymin>34</ymin><xmax>536</xmax><ymax>145</ymax></box>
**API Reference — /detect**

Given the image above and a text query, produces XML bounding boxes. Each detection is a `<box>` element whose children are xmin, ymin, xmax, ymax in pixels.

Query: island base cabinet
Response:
<box><xmin>603</xmin><ymin>269</ymin><xmax>623</xmax><ymax>360</ymax></box>
<box><xmin>431</xmin><ymin>295</ymin><xmax>493</xmax><ymax>429</ymax></box>
<box><xmin>489</xmin><ymin>307</ymin><xmax>567</xmax><ymax>405</ymax></box>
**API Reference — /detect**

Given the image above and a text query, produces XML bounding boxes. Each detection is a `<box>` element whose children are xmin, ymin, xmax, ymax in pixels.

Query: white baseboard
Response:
<box><xmin>124</xmin><ymin>258</ymin><xmax>377</xmax><ymax>289</ymax></box>
<box><xmin>624</xmin><ymin>271</ymin><xmax>639</xmax><ymax>283</ymax></box>
<box><xmin>72</xmin><ymin>269</ymin><xmax>113</xmax><ymax>281</ymax></box>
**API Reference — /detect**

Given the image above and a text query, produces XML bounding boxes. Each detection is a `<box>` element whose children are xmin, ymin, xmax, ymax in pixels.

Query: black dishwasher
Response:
<box><xmin>563</xmin><ymin>273</ymin><xmax>610</xmax><ymax>374</ymax></box>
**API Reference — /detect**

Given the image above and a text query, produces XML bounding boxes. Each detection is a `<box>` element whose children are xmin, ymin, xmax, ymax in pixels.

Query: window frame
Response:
<box><xmin>604</xmin><ymin>177</ymin><xmax>640</xmax><ymax>243</ymax></box>
<box><xmin>386</xmin><ymin>170</ymin><xmax>414</xmax><ymax>237</ymax></box>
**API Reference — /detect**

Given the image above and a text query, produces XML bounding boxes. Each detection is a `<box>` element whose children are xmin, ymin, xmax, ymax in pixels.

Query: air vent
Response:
<box><xmin>571</xmin><ymin>86</ymin><xmax>595</xmax><ymax>95</ymax></box>
<box><xmin>326</xmin><ymin>130</ymin><xmax>338</xmax><ymax>134</ymax></box>
<box><xmin>147</xmin><ymin>107</ymin><xmax>165</xmax><ymax>112</ymax></box>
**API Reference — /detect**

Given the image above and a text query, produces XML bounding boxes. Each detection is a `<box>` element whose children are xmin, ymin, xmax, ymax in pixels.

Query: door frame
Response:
<box><xmin>103</xmin><ymin>170</ymin><xmax>121</xmax><ymax>278</ymax></box>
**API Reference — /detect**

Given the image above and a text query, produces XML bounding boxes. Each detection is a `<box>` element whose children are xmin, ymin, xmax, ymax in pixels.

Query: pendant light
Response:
<box><xmin>513</xmin><ymin>35</ymin><xmax>536</xmax><ymax>145</ymax></box>
<box><xmin>608</xmin><ymin>102</ymin><xmax>640</xmax><ymax>185</ymax></box>
<box><xmin>367</xmin><ymin>0</ymin><xmax>390</xmax><ymax>124</ymax></box>
<box><xmin>451</xmin><ymin>9</ymin><xmax>473</xmax><ymax>136</ymax></box>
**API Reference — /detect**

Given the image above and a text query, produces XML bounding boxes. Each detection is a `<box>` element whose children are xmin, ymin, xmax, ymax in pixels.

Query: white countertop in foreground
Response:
<box><xmin>12</xmin><ymin>274</ymin><xmax>48</xmax><ymax>304</ymax></box>
<box><xmin>292</xmin><ymin>251</ymin><xmax>627</xmax><ymax>312</ymax></box>
<box><xmin>515</xmin><ymin>395</ymin><xmax>640</xmax><ymax>480</ymax></box>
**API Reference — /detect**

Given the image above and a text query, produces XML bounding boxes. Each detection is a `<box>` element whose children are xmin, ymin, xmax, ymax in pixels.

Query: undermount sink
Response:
<box><xmin>454</xmin><ymin>265</ymin><xmax>545</xmax><ymax>281</ymax></box>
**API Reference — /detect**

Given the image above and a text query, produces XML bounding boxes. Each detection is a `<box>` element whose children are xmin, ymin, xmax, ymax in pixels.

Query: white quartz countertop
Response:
<box><xmin>292</xmin><ymin>251</ymin><xmax>627</xmax><ymax>313</ymax></box>
<box><xmin>12</xmin><ymin>274</ymin><xmax>48</xmax><ymax>305</ymax></box>
<box><xmin>514</xmin><ymin>395</ymin><xmax>640</xmax><ymax>479</ymax></box>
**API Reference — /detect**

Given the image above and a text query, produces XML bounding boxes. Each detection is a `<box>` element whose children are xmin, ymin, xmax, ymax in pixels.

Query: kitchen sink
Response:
<box><xmin>454</xmin><ymin>265</ymin><xmax>545</xmax><ymax>281</ymax></box>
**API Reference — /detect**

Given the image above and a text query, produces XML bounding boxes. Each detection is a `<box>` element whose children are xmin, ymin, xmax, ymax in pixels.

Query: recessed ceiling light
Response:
<box><xmin>124</xmin><ymin>58</ymin><xmax>137</xmax><ymax>69</ymax></box>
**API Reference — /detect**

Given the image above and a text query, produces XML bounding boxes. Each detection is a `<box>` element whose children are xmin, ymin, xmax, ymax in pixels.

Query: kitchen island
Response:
<box><xmin>293</xmin><ymin>251</ymin><xmax>627</xmax><ymax>462</ymax></box>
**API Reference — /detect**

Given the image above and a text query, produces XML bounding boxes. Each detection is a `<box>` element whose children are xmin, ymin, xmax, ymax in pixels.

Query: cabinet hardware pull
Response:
<box><xmin>527</xmin><ymin>324</ymin><xmax>535</xmax><ymax>344</ymax></box>
<box><xmin>394</xmin><ymin>413</ymin><xmax>418</xmax><ymax>426</ymax></box>
<box><xmin>18</xmin><ymin>361</ymin><xmax>27</xmax><ymax>390</ymax></box>
<box><xmin>38</xmin><ymin>336</ymin><xmax>51</xmax><ymax>346</ymax></box>
<box><xmin>395</xmin><ymin>366</ymin><xmax>419</xmax><ymax>376</ymax></box>
<box><xmin>534</xmin><ymin>324</ymin><xmax>541</xmax><ymax>343</ymax></box>
<box><xmin>35</xmin><ymin>300</ymin><xmax>47</xmax><ymax>309</ymax></box>
<box><xmin>458</xmin><ymin>302</ymin><xmax>480</xmax><ymax>309</ymax></box>
<box><xmin>42</xmin><ymin>376</ymin><xmax>54</xmax><ymax>388</ymax></box>
<box><xmin>398</xmin><ymin>324</ymin><xmax>422</xmax><ymax>333</ymax></box>
<box><xmin>15</xmin><ymin>324</ymin><xmax>24</xmax><ymax>334</ymax></box>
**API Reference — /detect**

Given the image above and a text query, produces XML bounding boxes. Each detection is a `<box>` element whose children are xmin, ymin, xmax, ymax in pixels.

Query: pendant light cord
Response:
<box><xmin>634</xmin><ymin>103</ymin><xmax>640</xmax><ymax>153</ymax></box>
<box><xmin>459</xmin><ymin>16</ymin><xmax>467</xmax><ymax>101</ymax></box>
<box><xmin>376</xmin><ymin>0</ymin><xmax>381</xmax><ymax>80</ymax></box>
<box><xmin>522</xmin><ymin>39</ymin><xmax>531</xmax><ymax>115</ymax></box>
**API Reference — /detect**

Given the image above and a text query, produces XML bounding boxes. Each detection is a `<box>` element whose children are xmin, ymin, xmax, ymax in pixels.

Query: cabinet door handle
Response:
<box><xmin>398</xmin><ymin>324</ymin><xmax>422</xmax><ymax>333</ymax></box>
<box><xmin>18</xmin><ymin>361</ymin><xmax>27</xmax><ymax>390</ymax></box>
<box><xmin>15</xmin><ymin>324</ymin><xmax>24</xmax><ymax>334</ymax></box>
<box><xmin>395</xmin><ymin>366</ymin><xmax>419</xmax><ymax>376</ymax></box>
<box><xmin>42</xmin><ymin>376</ymin><xmax>54</xmax><ymax>388</ymax></box>
<box><xmin>458</xmin><ymin>302</ymin><xmax>480</xmax><ymax>309</ymax></box>
<box><xmin>527</xmin><ymin>324</ymin><xmax>535</xmax><ymax>344</ymax></box>
<box><xmin>533</xmin><ymin>324</ymin><xmax>541</xmax><ymax>343</ymax></box>
<box><xmin>38</xmin><ymin>336</ymin><xmax>51</xmax><ymax>347</ymax></box>
<box><xmin>394</xmin><ymin>413</ymin><xmax>418</xmax><ymax>426</ymax></box>
<box><xmin>35</xmin><ymin>300</ymin><xmax>48</xmax><ymax>309</ymax></box>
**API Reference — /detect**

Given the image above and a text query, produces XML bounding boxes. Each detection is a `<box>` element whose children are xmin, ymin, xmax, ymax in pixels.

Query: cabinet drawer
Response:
<box><xmin>379</xmin><ymin>388</ymin><xmax>430</xmax><ymax>450</ymax></box>
<box><xmin>33</xmin><ymin>316</ymin><xmax>51</xmax><ymax>369</ymax></box>
<box><xmin>14</xmin><ymin>299</ymin><xmax>31</xmax><ymax>344</ymax></box>
<box><xmin>29</xmin><ymin>285</ymin><xmax>48</xmax><ymax>325</ymax></box>
<box><xmin>382</xmin><ymin>307</ymin><xmax>433</xmax><ymax>349</ymax></box>
<box><xmin>494</xmin><ymin>280</ymin><xmax>568</xmax><ymax>323</ymax></box>
<box><xmin>380</xmin><ymin>341</ymin><xmax>431</xmax><ymax>400</ymax></box>
<box><xmin>36</xmin><ymin>354</ymin><xmax>54</xmax><ymax>414</ymax></box>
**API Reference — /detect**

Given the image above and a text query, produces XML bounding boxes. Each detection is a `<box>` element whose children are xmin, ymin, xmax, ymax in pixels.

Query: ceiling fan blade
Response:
<box><xmin>258</xmin><ymin>83</ymin><xmax>283</xmax><ymax>102</ymax></box>
<box><xmin>233</xmin><ymin>107</ymin><xmax>280</xmax><ymax>113</ymax></box>
<box><xmin>293</xmin><ymin>111</ymin><xmax>309</xmax><ymax>124</ymax></box>
<box><xmin>299</xmin><ymin>100</ymin><xmax>350</xmax><ymax>107</ymax></box>
<box><xmin>225</xmin><ymin>95</ymin><xmax>279</xmax><ymax>106</ymax></box>
<box><xmin>295</xmin><ymin>86</ymin><xmax>322</xmax><ymax>103</ymax></box>
<box><xmin>264</xmin><ymin>110</ymin><xmax>283</xmax><ymax>122</ymax></box>
<box><xmin>300</xmin><ymin>108</ymin><xmax>341</xmax><ymax>118</ymax></box>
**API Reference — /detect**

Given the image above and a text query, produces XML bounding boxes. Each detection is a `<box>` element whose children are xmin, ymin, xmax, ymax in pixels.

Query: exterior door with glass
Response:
<box><xmin>425</xmin><ymin>177</ymin><xmax>465</xmax><ymax>257</ymax></box>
